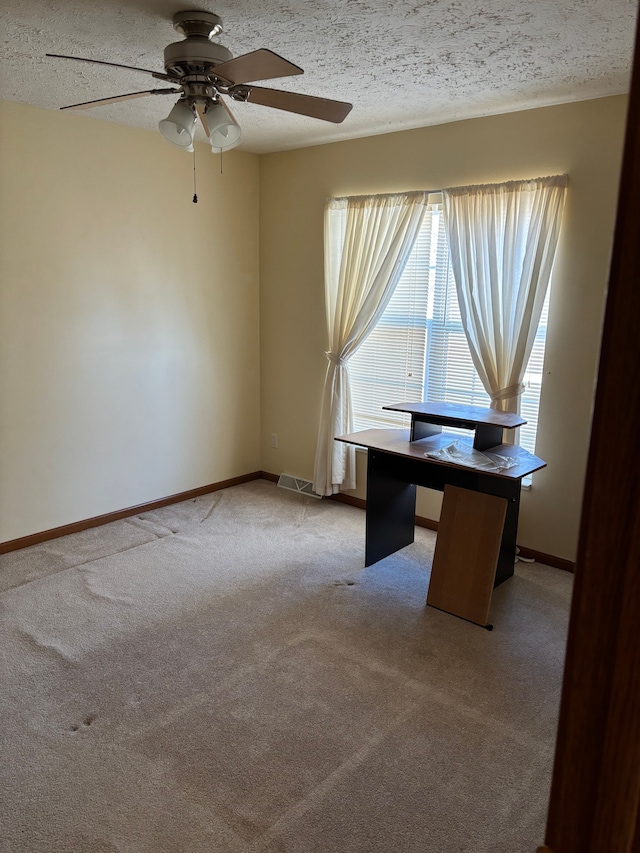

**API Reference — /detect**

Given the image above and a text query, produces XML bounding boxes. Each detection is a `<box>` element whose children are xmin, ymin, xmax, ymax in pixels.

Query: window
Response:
<box><xmin>349</xmin><ymin>206</ymin><xmax>549</xmax><ymax>460</ymax></box>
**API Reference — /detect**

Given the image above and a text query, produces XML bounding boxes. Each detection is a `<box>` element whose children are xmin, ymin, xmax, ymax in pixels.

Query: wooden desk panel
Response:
<box><xmin>427</xmin><ymin>485</ymin><xmax>508</xmax><ymax>627</ymax></box>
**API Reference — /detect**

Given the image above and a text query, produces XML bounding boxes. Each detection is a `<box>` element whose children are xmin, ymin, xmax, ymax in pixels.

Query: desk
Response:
<box><xmin>336</xmin><ymin>403</ymin><xmax>545</xmax><ymax>627</ymax></box>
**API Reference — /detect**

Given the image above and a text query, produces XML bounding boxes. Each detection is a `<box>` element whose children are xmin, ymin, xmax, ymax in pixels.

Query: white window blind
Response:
<box><xmin>349</xmin><ymin>212</ymin><xmax>434</xmax><ymax>430</ymax></box>
<box><xmin>349</xmin><ymin>207</ymin><xmax>549</xmax><ymax>461</ymax></box>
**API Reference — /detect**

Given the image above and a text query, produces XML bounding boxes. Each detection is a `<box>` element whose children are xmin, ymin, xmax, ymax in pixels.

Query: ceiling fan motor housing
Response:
<box><xmin>164</xmin><ymin>11</ymin><xmax>232</xmax><ymax>76</ymax></box>
<box><xmin>172</xmin><ymin>11</ymin><xmax>223</xmax><ymax>39</ymax></box>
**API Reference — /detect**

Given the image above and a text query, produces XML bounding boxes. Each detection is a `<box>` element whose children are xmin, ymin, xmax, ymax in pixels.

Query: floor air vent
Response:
<box><xmin>277</xmin><ymin>474</ymin><xmax>322</xmax><ymax>499</ymax></box>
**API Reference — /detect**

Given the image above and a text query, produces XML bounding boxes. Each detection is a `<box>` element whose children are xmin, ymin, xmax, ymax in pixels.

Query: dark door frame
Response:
<box><xmin>540</xmin><ymin>8</ymin><xmax>640</xmax><ymax>852</ymax></box>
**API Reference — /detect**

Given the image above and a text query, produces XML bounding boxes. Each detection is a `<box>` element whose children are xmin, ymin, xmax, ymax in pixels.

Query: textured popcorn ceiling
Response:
<box><xmin>1</xmin><ymin>0</ymin><xmax>637</xmax><ymax>153</ymax></box>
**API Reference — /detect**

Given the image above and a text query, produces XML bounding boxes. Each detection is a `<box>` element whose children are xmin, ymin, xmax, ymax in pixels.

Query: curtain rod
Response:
<box><xmin>330</xmin><ymin>189</ymin><xmax>441</xmax><ymax>203</ymax></box>
<box><xmin>330</xmin><ymin>175</ymin><xmax>568</xmax><ymax>204</ymax></box>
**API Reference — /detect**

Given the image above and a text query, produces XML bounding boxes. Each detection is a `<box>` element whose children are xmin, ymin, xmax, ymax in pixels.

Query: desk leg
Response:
<box><xmin>494</xmin><ymin>489</ymin><xmax>520</xmax><ymax>587</ymax></box>
<box><xmin>365</xmin><ymin>450</ymin><xmax>417</xmax><ymax>567</ymax></box>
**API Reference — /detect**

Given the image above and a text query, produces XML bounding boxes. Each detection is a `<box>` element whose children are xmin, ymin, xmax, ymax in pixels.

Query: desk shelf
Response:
<box><xmin>382</xmin><ymin>401</ymin><xmax>526</xmax><ymax>451</ymax></box>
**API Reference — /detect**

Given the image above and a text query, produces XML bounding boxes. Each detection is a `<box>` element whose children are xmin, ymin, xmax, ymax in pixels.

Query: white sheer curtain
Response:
<box><xmin>313</xmin><ymin>192</ymin><xmax>428</xmax><ymax>496</ymax></box>
<box><xmin>443</xmin><ymin>175</ymin><xmax>568</xmax><ymax>414</ymax></box>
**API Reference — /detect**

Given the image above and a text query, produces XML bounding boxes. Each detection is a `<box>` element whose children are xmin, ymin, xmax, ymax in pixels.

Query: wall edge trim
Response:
<box><xmin>17</xmin><ymin>467</ymin><xmax>573</xmax><ymax>571</ymax></box>
<box><xmin>0</xmin><ymin>472</ymin><xmax>263</xmax><ymax>555</ymax></box>
<box><xmin>325</xmin><ymin>489</ymin><xmax>575</xmax><ymax>573</ymax></box>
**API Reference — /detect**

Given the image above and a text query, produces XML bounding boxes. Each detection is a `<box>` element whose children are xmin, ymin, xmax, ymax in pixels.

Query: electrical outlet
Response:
<box><xmin>270</xmin><ymin>433</ymin><xmax>278</xmax><ymax>448</ymax></box>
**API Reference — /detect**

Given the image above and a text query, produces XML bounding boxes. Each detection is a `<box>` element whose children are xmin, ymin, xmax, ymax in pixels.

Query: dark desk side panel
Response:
<box><xmin>365</xmin><ymin>452</ymin><xmax>417</xmax><ymax>566</ymax></box>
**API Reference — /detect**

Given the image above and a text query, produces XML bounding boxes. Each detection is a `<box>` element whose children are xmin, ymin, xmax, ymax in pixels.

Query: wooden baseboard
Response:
<box><xmin>416</xmin><ymin>514</ymin><xmax>439</xmax><ymax>532</ymax></box>
<box><xmin>0</xmin><ymin>472</ymin><xmax>263</xmax><ymax>555</ymax></box>
<box><xmin>13</xmin><ymin>468</ymin><xmax>572</xmax><ymax>572</ymax></box>
<box><xmin>516</xmin><ymin>546</ymin><xmax>574</xmax><ymax>573</ymax></box>
<box><xmin>327</xmin><ymin>490</ymin><xmax>574</xmax><ymax>572</ymax></box>
<box><xmin>328</xmin><ymin>492</ymin><xmax>365</xmax><ymax>510</ymax></box>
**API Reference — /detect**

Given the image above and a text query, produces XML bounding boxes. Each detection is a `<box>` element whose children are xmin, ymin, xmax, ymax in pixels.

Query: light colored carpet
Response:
<box><xmin>0</xmin><ymin>479</ymin><xmax>572</xmax><ymax>852</ymax></box>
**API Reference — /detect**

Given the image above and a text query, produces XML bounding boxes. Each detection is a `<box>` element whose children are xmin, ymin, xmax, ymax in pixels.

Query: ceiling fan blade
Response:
<box><xmin>242</xmin><ymin>86</ymin><xmax>353</xmax><ymax>123</ymax></box>
<box><xmin>195</xmin><ymin>103</ymin><xmax>210</xmax><ymax>137</ymax></box>
<box><xmin>213</xmin><ymin>49</ymin><xmax>303</xmax><ymax>85</ymax></box>
<box><xmin>46</xmin><ymin>53</ymin><xmax>175</xmax><ymax>82</ymax></box>
<box><xmin>220</xmin><ymin>99</ymin><xmax>239</xmax><ymax>125</ymax></box>
<box><xmin>60</xmin><ymin>89</ymin><xmax>179</xmax><ymax>111</ymax></box>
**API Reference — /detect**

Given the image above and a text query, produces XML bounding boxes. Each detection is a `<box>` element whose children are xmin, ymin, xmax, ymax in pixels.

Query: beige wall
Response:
<box><xmin>0</xmin><ymin>100</ymin><xmax>261</xmax><ymax>542</ymax></box>
<box><xmin>259</xmin><ymin>96</ymin><xmax>628</xmax><ymax>562</ymax></box>
<box><xmin>0</xmin><ymin>96</ymin><xmax>628</xmax><ymax>558</ymax></box>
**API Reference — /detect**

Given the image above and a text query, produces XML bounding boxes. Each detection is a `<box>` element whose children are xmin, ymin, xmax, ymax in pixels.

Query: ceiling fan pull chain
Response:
<box><xmin>220</xmin><ymin>149</ymin><xmax>223</xmax><ymax>175</ymax></box>
<box><xmin>192</xmin><ymin>145</ymin><xmax>198</xmax><ymax>204</ymax></box>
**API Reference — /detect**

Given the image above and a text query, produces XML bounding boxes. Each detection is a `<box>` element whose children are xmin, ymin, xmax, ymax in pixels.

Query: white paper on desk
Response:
<box><xmin>424</xmin><ymin>440</ymin><xmax>519</xmax><ymax>472</ymax></box>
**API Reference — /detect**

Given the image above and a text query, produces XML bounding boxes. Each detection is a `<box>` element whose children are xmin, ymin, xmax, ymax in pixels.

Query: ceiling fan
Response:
<box><xmin>47</xmin><ymin>10</ymin><xmax>353</xmax><ymax>153</ymax></box>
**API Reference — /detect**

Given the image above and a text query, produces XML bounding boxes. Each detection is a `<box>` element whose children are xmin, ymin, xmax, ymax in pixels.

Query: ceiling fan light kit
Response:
<box><xmin>47</xmin><ymin>9</ymin><xmax>352</xmax><ymax>194</ymax></box>
<box><xmin>204</xmin><ymin>102</ymin><xmax>241</xmax><ymax>152</ymax></box>
<box><xmin>158</xmin><ymin>100</ymin><xmax>197</xmax><ymax>149</ymax></box>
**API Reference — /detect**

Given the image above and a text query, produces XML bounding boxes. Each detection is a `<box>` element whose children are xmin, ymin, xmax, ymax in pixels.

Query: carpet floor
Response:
<box><xmin>0</xmin><ymin>479</ymin><xmax>572</xmax><ymax>852</ymax></box>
